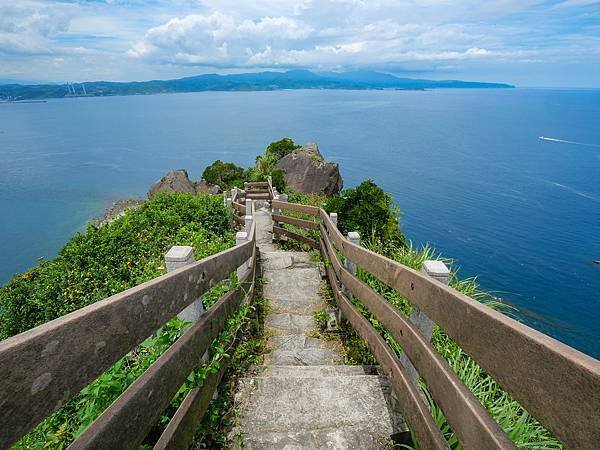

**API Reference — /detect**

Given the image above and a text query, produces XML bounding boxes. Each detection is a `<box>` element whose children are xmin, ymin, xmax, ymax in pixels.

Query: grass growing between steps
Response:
<box><xmin>189</xmin><ymin>281</ymin><xmax>269</xmax><ymax>449</ymax></box>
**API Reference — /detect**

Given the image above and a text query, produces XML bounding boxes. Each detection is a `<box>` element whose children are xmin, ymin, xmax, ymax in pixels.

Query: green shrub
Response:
<box><xmin>0</xmin><ymin>192</ymin><xmax>233</xmax><ymax>340</ymax></box>
<box><xmin>201</xmin><ymin>160</ymin><xmax>247</xmax><ymax>190</ymax></box>
<box><xmin>325</xmin><ymin>179</ymin><xmax>405</xmax><ymax>246</ymax></box>
<box><xmin>264</xmin><ymin>137</ymin><xmax>300</xmax><ymax>160</ymax></box>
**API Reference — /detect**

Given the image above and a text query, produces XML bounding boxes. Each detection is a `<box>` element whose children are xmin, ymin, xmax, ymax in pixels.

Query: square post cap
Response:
<box><xmin>165</xmin><ymin>246</ymin><xmax>194</xmax><ymax>262</ymax></box>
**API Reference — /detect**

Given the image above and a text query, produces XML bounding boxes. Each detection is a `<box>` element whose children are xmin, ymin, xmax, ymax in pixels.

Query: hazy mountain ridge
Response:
<box><xmin>0</xmin><ymin>70</ymin><xmax>514</xmax><ymax>100</ymax></box>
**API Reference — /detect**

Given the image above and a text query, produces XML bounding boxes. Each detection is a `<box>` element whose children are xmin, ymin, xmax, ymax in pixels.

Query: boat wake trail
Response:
<box><xmin>539</xmin><ymin>136</ymin><xmax>600</xmax><ymax>148</ymax></box>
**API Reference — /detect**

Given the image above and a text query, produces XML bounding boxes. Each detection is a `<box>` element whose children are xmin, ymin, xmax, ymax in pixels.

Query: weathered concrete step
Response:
<box><xmin>235</xmin><ymin>375</ymin><xmax>397</xmax><ymax>449</ymax></box>
<box><xmin>267</xmin><ymin>334</ymin><xmax>342</xmax><ymax>366</ymax></box>
<box><xmin>260</xmin><ymin>251</ymin><xmax>312</xmax><ymax>271</ymax></box>
<box><xmin>240</xmin><ymin>427</ymin><xmax>394</xmax><ymax>449</ymax></box>
<box><xmin>253</xmin><ymin>365</ymin><xmax>375</xmax><ymax>378</ymax></box>
<box><xmin>263</xmin><ymin>267</ymin><xmax>322</xmax><ymax>314</ymax></box>
<box><xmin>266</xmin><ymin>313</ymin><xmax>316</xmax><ymax>335</ymax></box>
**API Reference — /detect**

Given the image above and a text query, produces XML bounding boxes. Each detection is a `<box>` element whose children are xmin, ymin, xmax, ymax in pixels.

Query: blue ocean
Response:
<box><xmin>0</xmin><ymin>88</ymin><xmax>598</xmax><ymax>358</ymax></box>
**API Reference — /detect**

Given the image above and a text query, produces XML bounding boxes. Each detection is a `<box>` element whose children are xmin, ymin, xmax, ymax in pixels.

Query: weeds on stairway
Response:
<box><xmin>315</xmin><ymin>281</ymin><xmax>377</xmax><ymax>365</ymax></box>
<box><xmin>188</xmin><ymin>281</ymin><xmax>269</xmax><ymax>448</ymax></box>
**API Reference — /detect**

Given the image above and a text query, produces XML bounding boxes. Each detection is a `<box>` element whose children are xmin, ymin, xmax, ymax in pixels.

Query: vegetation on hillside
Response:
<box><xmin>201</xmin><ymin>138</ymin><xmax>295</xmax><ymax>191</ymax></box>
<box><xmin>201</xmin><ymin>160</ymin><xmax>246</xmax><ymax>190</ymax></box>
<box><xmin>325</xmin><ymin>179</ymin><xmax>405</xmax><ymax>246</ymax></box>
<box><xmin>0</xmin><ymin>192</ymin><xmax>232</xmax><ymax>340</ymax></box>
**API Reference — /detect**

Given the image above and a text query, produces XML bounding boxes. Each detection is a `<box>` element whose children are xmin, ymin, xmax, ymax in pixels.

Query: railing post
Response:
<box><xmin>236</xmin><ymin>231</ymin><xmax>250</xmax><ymax>280</ymax></box>
<box><xmin>244</xmin><ymin>215</ymin><xmax>253</xmax><ymax>235</ymax></box>
<box><xmin>329</xmin><ymin>212</ymin><xmax>338</xmax><ymax>227</ymax></box>
<box><xmin>165</xmin><ymin>246</ymin><xmax>205</xmax><ymax>323</ymax></box>
<box><xmin>273</xmin><ymin>194</ymin><xmax>287</xmax><ymax>241</ymax></box>
<box><xmin>399</xmin><ymin>260</ymin><xmax>451</xmax><ymax>386</ymax></box>
<box><xmin>344</xmin><ymin>231</ymin><xmax>360</xmax><ymax>278</ymax></box>
<box><xmin>246</xmin><ymin>199</ymin><xmax>252</xmax><ymax>216</ymax></box>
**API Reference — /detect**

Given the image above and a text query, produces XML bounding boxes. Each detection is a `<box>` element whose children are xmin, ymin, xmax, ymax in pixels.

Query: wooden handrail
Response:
<box><xmin>154</xmin><ymin>253</ymin><xmax>256</xmax><ymax>450</ymax></box>
<box><xmin>272</xmin><ymin>213</ymin><xmax>319</xmax><ymax>230</ymax></box>
<box><xmin>0</xmin><ymin>238</ymin><xmax>254</xmax><ymax>447</ymax></box>
<box><xmin>70</xmin><ymin>249</ymin><xmax>257</xmax><ymax>449</ymax></box>
<box><xmin>271</xmin><ymin>199</ymin><xmax>320</xmax><ymax>216</ymax></box>
<box><xmin>232</xmin><ymin>201</ymin><xmax>245</xmax><ymax>214</ymax></box>
<box><xmin>245</xmin><ymin>181</ymin><xmax>268</xmax><ymax>188</ymax></box>
<box><xmin>320</xmin><ymin>235</ymin><xmax>449</xmax><ymax>449</ymax></box>
<box><xmin>273</xmin><ymin>225</ymin><xmax>319</xmax><ymax>249</ymax></box>
<box><xmin>317</xmin><ymin>208</ymin><xmax>600</xmax><ymax>449</ymax></box>
<box><xmin>320</xmin><ymin>223</ymin><xmax>515</xmax><ymax>449</ymax></box>
<box><xmin>0</xmin><ymin>203</ymin><xmax>258</xmax><ymax>448</ymax></box>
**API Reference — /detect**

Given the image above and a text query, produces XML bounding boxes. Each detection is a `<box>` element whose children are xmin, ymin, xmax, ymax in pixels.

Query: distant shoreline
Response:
<box><xmin>0</xmin><ymin>69</ymin><xmax>514</xmax><ymax>101</ymax></box>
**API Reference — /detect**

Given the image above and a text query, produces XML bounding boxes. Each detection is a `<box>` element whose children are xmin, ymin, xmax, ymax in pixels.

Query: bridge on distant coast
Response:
<box><xmin>1</xmin><ymin>179</ymin><xmax>599</xmax><ymax>449</ymax></box>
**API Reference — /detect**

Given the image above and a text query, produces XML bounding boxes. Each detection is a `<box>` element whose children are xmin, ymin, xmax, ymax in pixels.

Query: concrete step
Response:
<box><xmin>234</xmin><ymin>373</ymin><xmax>397</xmax><ymax>449</ymax></box>
<box><xmin>266</xmin><ymin>334</ymin><xmax>343</xmax><ymax>366</ymax></box>
<box><xmin>266</xmin><ymin>313</ymin><xmax>316</xmax><ymax>335</ymax></box>
<box><xmin>253</xmin><ymin>365</ymin><xmax>376</xmax><ymax>378</ymax></box>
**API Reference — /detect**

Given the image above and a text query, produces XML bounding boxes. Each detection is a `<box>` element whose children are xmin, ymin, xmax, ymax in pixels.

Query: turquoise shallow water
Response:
<box><xmin>0</xmin><ymin>88</ymin><xmax>598</xmax><ymax>357</ymax></box>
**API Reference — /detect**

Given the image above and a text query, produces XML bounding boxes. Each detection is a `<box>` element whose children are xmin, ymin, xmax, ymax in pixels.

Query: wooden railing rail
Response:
<box><xmin>318</xmin><ymin>209</ymin><xmax>600</xmax><ymax>449</ymax></box>
<box><xmin>71</xmin><ymin>248</ymin><xmax>257</xmax><ymax>449</ymax></box>
<box><xmin>271</xmin><ymin>199</ymin><xmax>320</xmax><ymax>216</ymax></box>
<box><xmin>0</xmin><ymin>205</ymin><xmax>258</xmax><ymax>448</ymax></box>
<box><xmin>320</xmin><ymin>223</ymin><xmax>514</xmax><ymax>449</ymax></box>
<box><xmin>271</xmin><ymin>198</ymin><xmax>600</xmax><ymax>449</ymax></box>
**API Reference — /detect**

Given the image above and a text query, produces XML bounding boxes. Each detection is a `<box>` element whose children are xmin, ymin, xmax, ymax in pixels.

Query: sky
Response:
<box><xmin>0</xmin><ymin>0</ymin><xmax>599</xmax><ymax>87</ymax></box>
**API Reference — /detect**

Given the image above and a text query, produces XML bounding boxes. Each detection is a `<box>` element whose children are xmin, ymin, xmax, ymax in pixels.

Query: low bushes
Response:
<box><xmin>325</xmin><ymin>179</ymin><xmax>405</xmax><ymax>246</ymax></box>
<box><xmin>0</xmin><ymin>192</ymin><xmax>233</xmax><ymax>340</ymax></box>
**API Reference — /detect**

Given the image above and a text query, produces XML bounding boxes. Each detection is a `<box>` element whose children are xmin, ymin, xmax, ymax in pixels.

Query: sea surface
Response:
<box><xmin>0</xmin><ymin>89</ymin><xmax>598</xmax><ymax>358</ymax></box>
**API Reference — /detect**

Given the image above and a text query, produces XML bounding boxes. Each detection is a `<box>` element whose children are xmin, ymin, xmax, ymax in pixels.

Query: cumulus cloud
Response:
<box><xmin>126</xmin><ymin>6</ymin><xmax>499</xmax><ymax>69</ymax></box>
<box><xmin>0</xmin><ymin>2</ymin><xmax>74</xmax><ymax>55</ymax></box>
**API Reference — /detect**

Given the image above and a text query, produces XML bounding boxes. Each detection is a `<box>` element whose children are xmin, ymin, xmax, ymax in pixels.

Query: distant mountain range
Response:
<box><xmin>0</xmin><ymin>70</ymin><xmax>514</xmax><ymax>100</ymax></box>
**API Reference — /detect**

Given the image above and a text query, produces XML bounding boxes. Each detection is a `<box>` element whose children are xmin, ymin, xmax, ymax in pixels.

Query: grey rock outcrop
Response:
<box><xmin>196</xmin><ymin>178</ymin><xmax>222</xmax><ymax>195</ymax></box>
<box><xmin>148</xmin><ymin>170</ymin><xmax>221</xmax><ymax>198</ymax></box>
<box><xmin>275</xmin><ymin>143</ymin><xmax>343</xmax><ymax>196</ymax></box>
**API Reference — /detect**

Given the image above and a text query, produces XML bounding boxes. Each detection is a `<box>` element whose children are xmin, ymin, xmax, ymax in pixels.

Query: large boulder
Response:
<box><xmin>148</xmin><ymin>169</ymin><xmax>196</xmax><ymax>198</ymax></box>
<box><xmin>275</xmin><ymin>143</ymin><xmax>343</xmax><ymax>196</ymax></box>
<box><xmin>196</xmin><ymin>178</ymin><xmax>222</xmax><ymax>195</ymax></box>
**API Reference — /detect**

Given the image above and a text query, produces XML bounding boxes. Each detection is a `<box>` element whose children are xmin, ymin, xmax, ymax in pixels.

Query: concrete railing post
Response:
<box><xmin>344</xmin><ymin>231</ymin><xmax>360</xmax><ymax>277</ymax></box>
<box><xmin>273</xmin><ymin>193</ymin><xmax>287</xmax><ymax>241</ymax></box>
<box><xmin>399</xmin><ymin>260</ymin><xmax>451</xmax><ymax>386</ymax></box>
<box><xmin>244</xmin><ymin>215</ymin><xmax>253</xmax><ymax>236</ymax></box>
<box><xmin>230</xmin><ymin>187</ymin><xmax>237</xmax><ymax>202</ymax></box>
<box><xmin>165</xmin><ymin>246</ymin><xmax>205</xmax><ymax>323</ymax></box>
<box><xmin>246</xmin><ymin>199</ymin><xmax>253</xmax><ymax>216</ymax></box>
<box><xmin>226</xmin><ymin>197</ymin><xmax>232</xmax><ymax>208</ymax></box>
<box><xmin>329</xmin><ymin>212</ymin><xmax>338</xmax><ymax>227</ymax></box>
<box><xmin>236</xmin><ymin>231</ymin><xmax>250</xmax><ymax>280</ymax></box>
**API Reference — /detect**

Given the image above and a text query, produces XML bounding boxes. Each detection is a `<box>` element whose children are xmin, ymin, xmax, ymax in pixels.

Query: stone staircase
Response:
<box><xmin>232</xmin><ymin>207</ymin><xmax>401</xmax><ymax>449</ymax></box>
